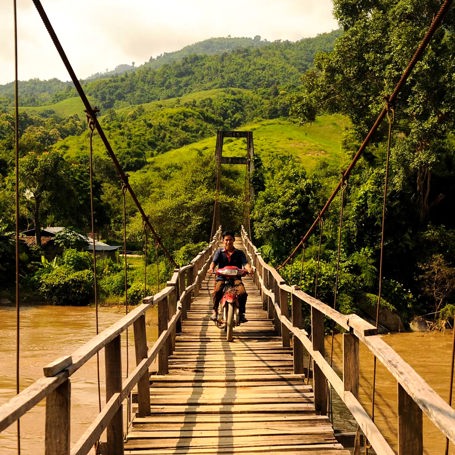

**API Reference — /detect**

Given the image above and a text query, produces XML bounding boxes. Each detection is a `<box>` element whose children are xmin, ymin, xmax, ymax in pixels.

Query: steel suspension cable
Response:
<box><xmin>31</xmin><ymin>0</ymin><xmax>177</xmax><ymax>268</ymax></box>
<box><xmin>13</xmin><ymin>0</ymin><xmax>21</xmax><ymax>452</ymax></box>
<box><xmin>278</xmin><ymin>0</ymin><xmax>454</xmax><ymax>270</ymax></box>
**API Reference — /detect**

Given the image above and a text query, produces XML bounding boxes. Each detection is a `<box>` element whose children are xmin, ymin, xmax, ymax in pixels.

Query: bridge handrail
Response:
<box><xmin>241</xmin><ymin>226</ymin><xmax>455</xmax><ymax>454</ymax></box>
<box><xmin>0</xmin><ymin>227</ymin><xmax>222</xmax><ymax>454</ymax></box>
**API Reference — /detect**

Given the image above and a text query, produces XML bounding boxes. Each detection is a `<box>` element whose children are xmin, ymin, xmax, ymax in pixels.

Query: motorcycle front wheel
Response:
<box><xmin>226</xmin><ymin>303</ymin><xmax>235</xmax><ymax>342</ymax></box>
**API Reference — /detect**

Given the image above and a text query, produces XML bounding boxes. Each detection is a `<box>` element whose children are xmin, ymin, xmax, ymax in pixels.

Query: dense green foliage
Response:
<box><xmin>286</xmin><ymin>0</ymin><xmax>455</xmax><ymax>324</ymax></box>
<box><xmin>1</xmin><ymin>18</ymin><xmax>454</xmax><ymax>326</ymax></box>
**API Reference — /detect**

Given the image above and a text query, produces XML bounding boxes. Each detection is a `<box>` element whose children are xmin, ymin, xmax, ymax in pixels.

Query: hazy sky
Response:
<box><xmin>1</xmin><ymin>0</ymin><xmax>338</xmax><ymax>85</ymax></box>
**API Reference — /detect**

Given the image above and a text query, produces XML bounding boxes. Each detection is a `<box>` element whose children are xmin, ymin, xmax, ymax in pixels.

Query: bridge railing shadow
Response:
<box><xmin>241</xmin><ymin>225</ymin><xmax>455</xmax><ymax>455</ymax></box>
<box><xmin>0</xmin><ymin>228</ymin><xmax>222</xmax><ymax>455</ymax></box>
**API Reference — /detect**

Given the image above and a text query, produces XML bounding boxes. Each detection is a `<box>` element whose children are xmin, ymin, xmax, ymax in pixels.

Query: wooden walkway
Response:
<box><xmin>124</xmin><ymin>270</ymin><xmax>350</xmax><ymax>454</ymax></box>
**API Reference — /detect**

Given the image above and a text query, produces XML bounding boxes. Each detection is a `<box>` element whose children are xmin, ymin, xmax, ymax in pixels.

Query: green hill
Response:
<box><xmin>23</xmin><ymin>96</ymin><xmax>91</xmax><ymax>117</ymax></box>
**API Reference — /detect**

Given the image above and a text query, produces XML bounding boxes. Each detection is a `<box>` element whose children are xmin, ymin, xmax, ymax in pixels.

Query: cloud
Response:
<box><xmin>0</xmin><ymin>0</ymin><xmax>338</xmax><ymax>84</ymax></box>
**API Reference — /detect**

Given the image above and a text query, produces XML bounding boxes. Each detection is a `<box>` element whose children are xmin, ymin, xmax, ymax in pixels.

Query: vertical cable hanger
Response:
<box><xmin>86</xmin><ymin>112</ymin><xmax>103</xmax><ymax>436</ymax></box>
<box><xmin>121</xmin><ymin>182</ymin><xmax>133</xmax><ymax>434</ymax></box>
<box><xmin>328</xmin><ymin>179</ymin><xmax>347</xmax><ymax>423</ymax></box>
<box><xmin>143</xmin><ymin>221</ymin><xmax>149</xmax><ymax>295</ymax></box>
<box><xmin>368</xmin><ymin>98</ymin><xmax>395</xmax><ymax>455</ymax></box>
<box><xmin>13</xmin><ymin>0</ymin><xmax>21</xmax><ymax>452</ymax></box>
<box><xmin>314</xmin><ymin>218</ymin><xmax>324</xmax><ymax>298</ymax></box>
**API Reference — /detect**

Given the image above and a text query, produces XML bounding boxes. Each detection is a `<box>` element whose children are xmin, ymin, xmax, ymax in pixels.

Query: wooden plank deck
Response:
<box><xmin>124</xmin><ymin>267</ymin><xmax>350</xmax><ymax>454</ymax></box>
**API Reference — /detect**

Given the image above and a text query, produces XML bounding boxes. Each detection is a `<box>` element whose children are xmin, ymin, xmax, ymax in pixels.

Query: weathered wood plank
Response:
<box><xmin>125</xmin><ymin>446</ymin><xmax>349</xmax><ymax>455</ymax></box>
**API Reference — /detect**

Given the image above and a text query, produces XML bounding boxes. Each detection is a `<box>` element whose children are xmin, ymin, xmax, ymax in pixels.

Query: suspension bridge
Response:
<box><xmin>1</xmin><ymin>228</ymin><xmax>455</xmax><ymax>454</ymax></box>
<box><xmin>2</xmin><ymin>0</ymin><xmax>455</xmax><ymax>453</ymax></box>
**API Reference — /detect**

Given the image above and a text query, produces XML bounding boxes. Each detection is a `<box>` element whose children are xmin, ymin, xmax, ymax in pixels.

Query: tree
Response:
<box><xmin>19</xmin><ymin>151</ymin><xmax>74</xmax><ymax>246</ymax></box>
<box><xmin>418</xmin><ymin>254</ymin><xmax>455</xmax><ymax>316</ymax></box>
<box><xmin>295</xmin><ymin>0</ymin><xmax>455</xmax><ymax>221</ymax></box>
<box><xmin>251</xmin><ymin>154</ymin><xmax>321</xmax><ymax>263</ymax></box>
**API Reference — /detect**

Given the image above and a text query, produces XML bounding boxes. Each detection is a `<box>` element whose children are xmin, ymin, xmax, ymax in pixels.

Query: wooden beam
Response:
<box><xmin>220</xmin><ymin>157</ymin><xmax>248</xmax><ymax>165</ymax></box>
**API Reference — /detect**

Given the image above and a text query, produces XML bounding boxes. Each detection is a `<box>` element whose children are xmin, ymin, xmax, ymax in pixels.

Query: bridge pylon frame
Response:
<box><xmin>211</xmin><ymin>131</ymin><xmax>254</xmax><ymax>239</ymax></box>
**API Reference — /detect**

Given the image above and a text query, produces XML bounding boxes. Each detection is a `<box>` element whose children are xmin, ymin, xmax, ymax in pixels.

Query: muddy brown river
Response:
<box><xmin>0</xmin><ymin>306</ymin><xmax>453</xmax><ymax>454</ymax></box>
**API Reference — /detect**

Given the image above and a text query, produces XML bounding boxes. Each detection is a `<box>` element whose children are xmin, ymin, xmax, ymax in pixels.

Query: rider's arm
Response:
<box><xmin>209</xmin><ymin>249</ymin><xmax>221</xmax><ymax>274</ymax></box>
<box><xmin>244</xmin><ymin>263</ymin><xmax>253</xmax><ymax>274</ymax></box>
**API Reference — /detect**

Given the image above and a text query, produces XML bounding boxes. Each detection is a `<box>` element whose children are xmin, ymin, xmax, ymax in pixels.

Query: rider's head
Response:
<box><xmin>222</xmin><ymin>230</ymin><xmax>235</xmax><ymax>240</ymax></box>
<box><xmin>222</xmin><ymin>231</ymin><xmax>235</xmax><ymax>250</ymax></box>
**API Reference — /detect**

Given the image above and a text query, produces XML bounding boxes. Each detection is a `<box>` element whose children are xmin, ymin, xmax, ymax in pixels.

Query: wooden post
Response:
<box><xmin>105</xmin><ymin>335</ymin><xmax>123</xmax><ymax>455</ymax></box>
<box><xmin>292</xmin><ymin>292</ymin><xmax>304</xmax><ymax>374</ymax></box>
<box><xmin>262</xmin><ymin>267</ymin><xmax>268</xmax><ymax>311</ymax></box>
<box><xmin>253</xmin><ymin>253</ymin><xmax>261</xmax><ymax>288</ymax></box>
<box><xmin>272</xmin><ymin>280</ymin><xmax>281</xmax><ymax>334</ymax></box>
<box><xmin>192</xmin><ymin>261</ymin><xmax>200</xmax><ymax>297</ymax></box>
<box><xmin>343</xmin><ymin>333</ymin><xmax>359</xmax><ymax>397</ymax></box>
<box><xmin>134</xmin><ymin>314</ymin><xmax>151</xmax><ymax>417</ymax></box>
<box><xmin>398</xmin><ymin>384</ymin><xmax>423</xmax><ymax>455</ymax></box>
<box><xmin>266</xmin><ymin>272</ymin><xmax>273</xmax><ymax>319</ymax></box>
<box><xmin>168</xmin><ymin>270</ymin><xmax>181</xmax><ymax>337</ymax></box>
<box><xmin>280</xmin><ymin>286</ymin><xmax>291</xmax><ymax>348</ymax></box>
<box><xmin>188</xmin><ymin>264</ymin><xmax>195</xmax><ymax>310</ymax></box>
<box><xmin>158</xmin><ymin>297</ymin><xmax>169</xmax><ymax>375</ymax></box>
<box><xmin>45</xmin><ymin>378</ymin><xmax>70</xmax><ymax>455</ymax></box>
<box><xmin>312</xmin><ymin>307</ymin><xmax>327</xmax><ymax>414</ymax></box>
<box><xmin>168</xmin><ymin>292</ymin><xmax>177</xmax><ymax>351</ymax></box>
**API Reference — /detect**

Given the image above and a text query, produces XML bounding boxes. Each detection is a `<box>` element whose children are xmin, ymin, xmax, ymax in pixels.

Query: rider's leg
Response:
<box><xmin>211</xmin><ymin>280</ymin><xmax>224</xmax><ymax>320</ymax></box>
<box><xmin>235</xmin><ymin>280</ymin><xmax>248</xmax><ymax>322</ymax></box>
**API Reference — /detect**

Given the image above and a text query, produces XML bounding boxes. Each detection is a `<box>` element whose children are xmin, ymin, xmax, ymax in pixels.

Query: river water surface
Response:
<box><xmin>0</xmin><ymin>305</ymin><xmax>157</xmax><ymax>455</ymax></box>
<box><xmin>329</xmin><ymin>331</ymin><xmax>455</xmax><ymax>454</ymax></box>
<box><xmin>0</xmin><ymin>306</ymin><xmax>454</xmax><ymax>454</ymax></box>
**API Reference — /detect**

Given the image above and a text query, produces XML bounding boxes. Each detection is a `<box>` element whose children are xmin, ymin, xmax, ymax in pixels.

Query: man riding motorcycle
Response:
<box><xmin>208</xmin><ymin>230</ymin><xmax>253</xmax><ymax>323</ymax></box>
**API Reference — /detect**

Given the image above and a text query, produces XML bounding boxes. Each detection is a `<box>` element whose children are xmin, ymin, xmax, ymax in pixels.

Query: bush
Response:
<box><xmin>100</xmin><ymin>271</ymin><xmax>128</xmax><ymax>297</ymax></box>
<box><xmin>39</xmin><ymin>266</ymin><xmax>94</xmax><ymax>305</ymax></box>
<box><xmin>174</xmin><ymin>242</ymin><xmax>208</xmax><ymax>265</ymax></box>
<box><xmin>62</xmin><ymin>249</ymin><xmax>93</xmax><ymax>271</ymax></box>
<box><xmin>127</xmin><ymin>282</ymin><xmax>147</xmax><ymax>305</ymax></box>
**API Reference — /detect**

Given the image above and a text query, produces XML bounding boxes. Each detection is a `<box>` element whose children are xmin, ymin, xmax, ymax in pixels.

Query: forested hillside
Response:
<box><xmin>1</xmin><ymin>5</ymin><xmax>454</xmax><ymax>330</ymax></box>
<box><xmin>0</xmin><ymin>32</ymin><xmax>340</xmax><ymax>109</ymax></box>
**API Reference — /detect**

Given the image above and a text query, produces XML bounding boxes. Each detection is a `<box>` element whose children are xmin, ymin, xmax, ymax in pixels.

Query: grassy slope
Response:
<box><xmin>149</xmin><ymin>114</ymin><xmax>350</xmax><ymax>173</ymax></box>
<box><xmin>22</xmin><ymin>96</ymin><xmax>91</xmax><ymax>117</ymax></box>
<box><xmin>29</xmin><ymin>91</ymin><xmax>351</xmax><ymax>189</ymax></box>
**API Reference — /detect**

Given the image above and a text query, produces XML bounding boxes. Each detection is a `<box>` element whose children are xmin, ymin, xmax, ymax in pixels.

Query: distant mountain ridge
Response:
<box><xmin>0</xmin><ymin>31</ymin><xmax>341</xmax><ymax>109</ymax></box>
<box><xmin>84</xmin><ymin>36</ymin><xmax>271</xmax><ymax>80</ymax></box>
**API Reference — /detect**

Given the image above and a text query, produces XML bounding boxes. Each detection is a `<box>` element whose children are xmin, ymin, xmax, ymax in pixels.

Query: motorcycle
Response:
<box><xmin>214</xmin><ymin>265</ymin><xmax>248</xmax><ymax>342</ymax></box>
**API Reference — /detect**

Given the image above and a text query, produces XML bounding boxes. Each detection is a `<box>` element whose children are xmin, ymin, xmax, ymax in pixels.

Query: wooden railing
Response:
<box><xmin>241</xmin><ymin>226</ymin><xmax>455</xmax><ymax>455</ymax></box>
<box><xmin>0</xmin><ymin>228</ymin><xmax>221</xmax><ymax>455</ymax></box>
